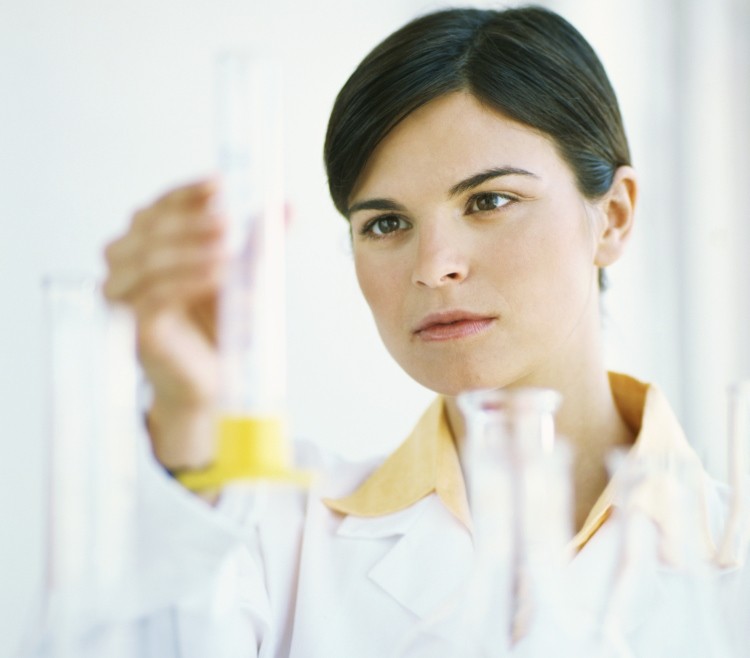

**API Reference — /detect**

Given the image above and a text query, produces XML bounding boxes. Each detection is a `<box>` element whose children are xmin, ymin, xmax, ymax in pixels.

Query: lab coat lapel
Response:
<box><xmin>340</xmin><ymin>495</ymin><xmax>664</xmax><ymax>646</ymax></box>
<box><xmin>337</xmin><ymin>493</ymin><xmax>474</xmax><ymax>620</ymax></box>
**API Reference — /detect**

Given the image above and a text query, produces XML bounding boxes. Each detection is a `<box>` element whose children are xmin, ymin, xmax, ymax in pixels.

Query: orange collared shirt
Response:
<box><xmin>325</xmin><ymin>372</ymin><xmax>707</xmax><ymax>551</ymax></box>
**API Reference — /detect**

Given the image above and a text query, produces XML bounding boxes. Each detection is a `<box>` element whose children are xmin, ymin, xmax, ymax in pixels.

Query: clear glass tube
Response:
<box><xmin>41</xmin><ymin>274</ymin><xmax>139</xmax><ymax>656</ymax></box>
<box><xmin>395</xmin><ymin>387</ymin><xmax>574</xmax><ymax>657</ymax></box>
<box><xmin>717</xmin><ymin>381</ymin><xmax>750</xmax><ymax>566</ymax></box>
<box><xmin>600</xmin><ymin>450</ymin><xmax>736</xmax><ymax>657</ymax></box>
<box><xmin>459</xmin><ymin>388</ymin><xmax>574</xmax><ymax>656</ymax></box>
<box><xmin>213</xmin><ymin>52</ymin><xmax>291</xmax><ymax>479</ymax></box>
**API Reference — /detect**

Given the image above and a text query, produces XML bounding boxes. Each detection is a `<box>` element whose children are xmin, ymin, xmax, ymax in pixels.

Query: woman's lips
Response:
<box><xmin>414</xmin><ymin>312</ymin><xmax>496</xmax><ymax>342</ymax></box>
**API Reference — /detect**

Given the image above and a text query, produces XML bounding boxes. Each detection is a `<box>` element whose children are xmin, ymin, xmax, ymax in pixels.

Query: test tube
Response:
<box><xmin>458</xmin><ymin>388</ymin><xmax>572</xmax><ymax>652</ymax></box>
<box><xmin>717</xmin><ymin>381</ymin><xmax>750</xmax><ymax>567</ymax></box>
<box><xmin>42</xmin><ymin>275</ymin><xmax>139</xmax><ymax>656</ymax></box>
<box><xmin>601</xmin><ymin>451</ymin><xmax>735</xmax><ymax>656</ymax></box>
<box><xmin>395</xmin><ymin>388</ymin><xmax>573</xmax><ymax>657</ymax></box>
<box><xmin>178</xmin><ymin>53</ymin><xmax>292</xmax><ymax>491</ymax></box>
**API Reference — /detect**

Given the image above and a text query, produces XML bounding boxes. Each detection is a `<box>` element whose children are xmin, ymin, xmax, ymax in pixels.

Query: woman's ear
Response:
<box><xmin>594</xmin><ymin>166</ymin><xmax>638</xmax><ymax>267</ymax></box>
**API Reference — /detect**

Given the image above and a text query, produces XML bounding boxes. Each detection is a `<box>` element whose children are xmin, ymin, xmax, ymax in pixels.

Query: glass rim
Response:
<box><xmin>457</xmin><ymin>386</ymin><xmax>562</xmax><ymax>416</ymax></box>
<box><xmin>41</xmin><ymin>271</ymin><xmax>100</xmax><ymax>291</ymax></box>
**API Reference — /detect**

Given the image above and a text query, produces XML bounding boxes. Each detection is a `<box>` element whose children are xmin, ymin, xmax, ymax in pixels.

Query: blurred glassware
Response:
<box><xmin>394</xmin><ymin>387</ymin><xmax>575</xmax><ymax>657</ymax></box>
<box><xmin>717</xmin><ymin>381</ymin><xmax>750</xmax><ymax>567</ymax></box>
<box><xmin>40</xmin><ymin>274</ymin><xmax>140</xmax><ymax>657</ymax></box>
<box><xmin>215</xmin><ymin>50</ymin><xmax>285</xmax><ymax>425</ymax></box>
<box><xmin>599</xmin><ymin>446</ymin><xmax>736</xmax><ymax>657</ymax></box>
<box><xmin>177</xmin><ymin>51</ymin><xmax>293</xmax><ymax>494</ymax></box>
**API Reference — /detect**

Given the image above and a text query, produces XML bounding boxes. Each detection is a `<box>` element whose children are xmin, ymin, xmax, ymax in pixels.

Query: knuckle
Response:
<box><xmin>103</xmin><ymin>241</ymin><xmax>116</xmax><ymax>264</ymax></box>
<box><xmin>132</xmin><ymin>206</ymin><xmax>153</xmax><ymax>231</ymax></box>
<box><xmin>102</xmin><ymin>274</ymin><xmax>127</xmax><ymax>302</ymax></box>
<box><xmin>101</xmin><ymin>278</ymin><xmax>115</xmax><ymax>301</ymax></box>
<box><xmin>103</xmin><ymin>236</ymin><xmax>125</xmax><ymax>264</ymax></box>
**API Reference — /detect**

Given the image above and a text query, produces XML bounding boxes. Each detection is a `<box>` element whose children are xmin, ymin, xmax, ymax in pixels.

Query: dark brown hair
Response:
<box><xmin>324</xmin><ymin>6</ymin><xmax>631</xmax><ymax>291</ymax></box>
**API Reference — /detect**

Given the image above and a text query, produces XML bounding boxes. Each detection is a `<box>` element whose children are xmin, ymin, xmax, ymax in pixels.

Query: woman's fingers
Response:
<box><xmin>127</xmin><ymin>179</ymin><xmax>218</xmax><ymax>238</ymax></box>
<box><xmin>133</xmin><ymin>258</ymin><xmax>227</xmax><ymax>317</ymax></box>
<box><xmin>105</xmin><ymin>237</ymin><xmax>226</xmax><ymax>305</ymax></box>
<box><xmin>103</xmin><ymin>180</ymin><xmax>227</xmax><ymax>305</ymax></box>
<box><xmin>102</xmin><ymin>180</ymin><xmax>227</xmax><ymax>465</ymax></box>
<box><xmin>152</xmin><ymin>177</ymin><xmax>219</xmax><ymax>211</ymax></box>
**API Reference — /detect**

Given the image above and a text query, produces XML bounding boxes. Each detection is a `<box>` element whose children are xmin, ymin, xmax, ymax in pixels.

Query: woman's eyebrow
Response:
<box><xmin>347</xmin><ymin>167</ymin><xmax>537</xmax><ymax>217</ymax></box>
<box><xmin>448</xmin><ymin>167</ymin><xmax>539</xmax><ymax>197</ymax></box>
<box><xmin>347</xmin><ymin>198</ymin><xmax>406</xmax><ymax>217</ymax></box>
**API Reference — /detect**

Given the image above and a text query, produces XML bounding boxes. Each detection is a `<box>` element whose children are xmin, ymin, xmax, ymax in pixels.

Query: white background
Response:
<box><xmin>1</xmin><ymin>0</ymin><xmax>748</xmax><ymax>654</ymax></box>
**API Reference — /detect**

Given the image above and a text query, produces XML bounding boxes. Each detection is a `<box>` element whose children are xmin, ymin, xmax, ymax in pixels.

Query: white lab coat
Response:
<box><xmin>19</xmin><ymin>434</ymin><xmax>750</xmax><ymax>658</ymax></box>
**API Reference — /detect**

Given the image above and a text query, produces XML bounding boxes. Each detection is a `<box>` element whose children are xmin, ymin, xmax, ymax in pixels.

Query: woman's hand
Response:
<box><xmin>104</xmin><ymin>179</ymin><xmax>228</xmax><ymax>471</ymax></box>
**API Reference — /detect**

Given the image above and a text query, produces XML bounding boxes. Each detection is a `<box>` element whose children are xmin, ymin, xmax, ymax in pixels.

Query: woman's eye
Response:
<box><xmin>468</xmin><ymin>192</ymin><xmax>513</xmax><ymax>213</ymax></box>
<box><xmin>363</xmin><ymin>215</ymin><xmax>408</xmax><ymax>237</ymax></box>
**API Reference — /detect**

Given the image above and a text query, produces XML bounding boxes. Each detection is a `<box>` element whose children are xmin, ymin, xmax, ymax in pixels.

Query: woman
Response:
<box><xmin>95</xmin><ymin>5</ymin><xmax>744</xmax><ymax>657</ymax></box>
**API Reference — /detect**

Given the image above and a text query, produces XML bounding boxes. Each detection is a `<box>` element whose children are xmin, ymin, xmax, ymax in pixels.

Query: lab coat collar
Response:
<box><xmin>336</xmin><ymin>492</ymin><xmax>474</xmax><ymax>626</ymax></box>
<box><xmin>374</xmin><ymin>496</ymin><xmax>472</xmax><ymax>618</ymax></box>
<box><xmin>334</xmin><ymin>491</ymin><xmax>664</xmax><ymax>638</ymax></box>
<box><xmin>326</xmin><ymin>405</ymin><xmax>474</xmax><ymax>623</ymax></box>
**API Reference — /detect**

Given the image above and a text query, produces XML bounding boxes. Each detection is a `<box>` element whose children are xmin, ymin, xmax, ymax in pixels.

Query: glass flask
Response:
<box><xmin>39</xmin><ymin>275</ymin><xmax>140</xmax><ymax>657</ymax></box>
<box><xmin>394</xmin><ymin>387</ymin><xmax>575</xmax><ymax>657</ymax></box>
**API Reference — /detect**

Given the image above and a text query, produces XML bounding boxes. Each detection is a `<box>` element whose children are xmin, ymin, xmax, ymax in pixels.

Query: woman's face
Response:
<box><xmin>348</xmin><ymin>92</ymin><xmax>611</xmax><ymax>396</ymax></box>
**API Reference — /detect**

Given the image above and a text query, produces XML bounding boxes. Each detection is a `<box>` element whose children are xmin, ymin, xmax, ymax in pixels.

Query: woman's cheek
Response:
<box><xmin>355</xmin><ymin>257</ymin><xmax>390</xmax><ymax>314</ymax></box>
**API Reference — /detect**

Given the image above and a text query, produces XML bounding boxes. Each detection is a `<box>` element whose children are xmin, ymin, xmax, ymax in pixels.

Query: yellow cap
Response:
<box><xmin>176</xmin><ymin>415</ymin><xmax>310</xmax><ymax>491</ymax></box>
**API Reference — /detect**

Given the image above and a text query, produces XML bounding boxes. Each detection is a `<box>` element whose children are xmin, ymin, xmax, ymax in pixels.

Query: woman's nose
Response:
<box><xmin>410</xmin><ymin>224</ymin><xmax>469</xmax><ymax>288</ymax></box>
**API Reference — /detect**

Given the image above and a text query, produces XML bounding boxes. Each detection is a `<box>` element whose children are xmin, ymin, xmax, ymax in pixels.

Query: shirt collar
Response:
<box><xmin>572</xmin><ymin>372</ymin><xmax>705</xmax><ymax>551</ymax></box>
<box><xmin>324</xmin><ymin>372</ymin><xmax>703</xmax><ymax>550</ymax></box>
<box><xmin>323</xmin><ymin>396</ymin><xmax>472</xmax><ymax>529</ymax></box>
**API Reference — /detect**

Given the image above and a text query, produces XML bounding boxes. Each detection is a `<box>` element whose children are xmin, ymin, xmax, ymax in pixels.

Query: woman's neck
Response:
<box><xmin>445</xmin><ymin>366</ymin><xmax>635</xmax><ymax>532</ymax></box>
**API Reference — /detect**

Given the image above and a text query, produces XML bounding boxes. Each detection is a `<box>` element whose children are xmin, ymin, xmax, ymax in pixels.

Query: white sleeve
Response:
<box><xmin>123</xmin><ymin>448</ymin><xmax>261</xmax><ymax>615</ymax></box>
<box><xmin>19</xmin><ymin>429</ymin><xmax>279</xmax><ymax>658</ymax></box>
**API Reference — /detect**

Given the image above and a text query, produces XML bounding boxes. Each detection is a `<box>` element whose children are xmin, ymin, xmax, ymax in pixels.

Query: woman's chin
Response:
<box><xmin>407</xmin><ymin>367</ymin><xmax>514</xmax><ymax>398</ymax></box>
